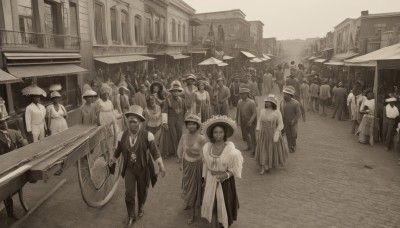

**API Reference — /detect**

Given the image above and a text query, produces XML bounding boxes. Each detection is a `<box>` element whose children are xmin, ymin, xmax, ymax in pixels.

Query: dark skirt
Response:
<box><xmin>181</xmin><ymin>159</ymin><xmax>203</xmax><ymax>208</ymax></box>
<box><xmin>219</xmin><ymin>176</ymin><xmax>239</xmax><ymax>226</ymax></box>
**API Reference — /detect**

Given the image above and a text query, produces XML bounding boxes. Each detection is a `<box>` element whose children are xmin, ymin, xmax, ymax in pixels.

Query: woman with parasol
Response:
<box><xmin>23</xmin><ymin>85</ymin><xmax>47</xmax><ymax>142</ymax></box>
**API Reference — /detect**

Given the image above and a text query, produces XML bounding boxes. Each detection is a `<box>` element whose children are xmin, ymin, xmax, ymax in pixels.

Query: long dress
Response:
<box><xmin>95</xmin><ymin>99</ymin><xmax>118</xmax><ymax>152</ymax></box>
<box><xmin>358</xmin><ymin>99</ymin><xmax>378</xmax><ymax>145</ymax></box>
<box><xmin>177</xmin><ymin>133</ymin><xmax>207</xmax><ymax>208</ymax></box>
<box><xmin>194</xmin><ymin>90</ymin><xmax>211</xmax><ymax>122</ymax></box>
<box><xmin>255</xmin><ymin>109</ymin><xmax>288</xmax><ymax>169</ymax></box>
<box><xmin>144</xmin><ymin>105</ymin><xmax>162</xmax><ymax>145</ymax></box>
<box><xmin>80</xmin><ymin>103</ymin><xmax>97</xmax><ymax>124</ymax></box>
<box><xmin>201</xmin><ymin>142</ymin><xmax>243</xmax><ymax>228</ymax></box>
<box><xmin>46</xmin><ymin>104</ymin><xmax>68</xmax><ymax>135</ymax></box>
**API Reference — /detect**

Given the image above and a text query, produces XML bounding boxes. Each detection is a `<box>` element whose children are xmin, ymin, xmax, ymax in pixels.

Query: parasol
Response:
<box><xmin>218</xmin><ymin>62</ymin><xmax>228</xmax><ymax>67</ymax></box>
<box><xmin>198</xmin><ymin>57</ymin><xmax>223</xmax><ymax>66</ymax></box>
<box><xmin>248</xmin><ymin>67</ymin><xmax>256</xmax><ymax>71</ymax></box>
<box><xmin>22</xmin><ymin>85</ymin><xmax>47</xmax><ymax>97</ymax></box>
<box><xmin>223</xmin><ymin>55</ymin><xmax>234</xmax><ymax>60</ymax></box>
<box><xmin>49</xmin><ymin>84</ymin><xmax>62</xmax><ymax>91</ymax></box>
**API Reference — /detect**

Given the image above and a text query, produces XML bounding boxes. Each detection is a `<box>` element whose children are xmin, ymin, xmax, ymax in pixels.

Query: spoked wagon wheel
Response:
<box><xmin>77</xmin><ymin>125</ymin><xmax>123</xmax><ymax>208</ymax></box>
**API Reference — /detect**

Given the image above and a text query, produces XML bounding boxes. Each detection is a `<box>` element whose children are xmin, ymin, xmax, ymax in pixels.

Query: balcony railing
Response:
<box><xmin>0</xmin><ymin>30</ymin><xmax>80</xmax><ymax>49</ymax></box>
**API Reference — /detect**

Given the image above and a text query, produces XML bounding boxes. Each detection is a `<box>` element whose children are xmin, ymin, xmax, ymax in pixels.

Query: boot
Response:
<box><xmin>125</xmin><ymin>201</ymin><xmax>136</xmax><ymax>226</ymax></box>
<box><xmin>138</xmin><ymin>204</ymin><xmax>144</xmax><ymax>217</ymax></box>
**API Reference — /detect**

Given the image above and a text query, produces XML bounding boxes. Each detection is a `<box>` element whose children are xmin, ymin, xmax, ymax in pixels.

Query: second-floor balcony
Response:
<box><xmin>0</xmin><ymin>30</ymin><xmax>80</xmax><ymax>50</ymax></box>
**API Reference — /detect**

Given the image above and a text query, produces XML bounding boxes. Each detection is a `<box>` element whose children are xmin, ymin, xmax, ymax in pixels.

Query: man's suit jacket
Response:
<box><xmin>0</xmin><ymin>129</ymin><xmax>28</xmax><ymax>155</ymax></box>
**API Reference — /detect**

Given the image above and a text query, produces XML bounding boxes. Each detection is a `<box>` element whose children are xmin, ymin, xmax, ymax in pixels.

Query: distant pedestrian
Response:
<box><xmin>309</xmin><ymin>78</ymin><xmax>320</xmax><ymax>112</ymax></box>
<box><xmin>300</xmin><ymin>78</ymin><xmax>310</xmax><ymax>112</ymax></box>
<box><xmin>183</xmin><ymin>74</ymin><xmax>198</xmax><ymax>115</ymax></box>
<box><xmin>25</xmin><ymin>92</ymin><xmax>47</xmax><ymax>143</ymax></box>
<box><xmin>236</xmin><ymin>87</ymin><xmax>257</xmax><ymax>157</ymax></box>
<box><xmin>263</xmin><ymin>70</ymin><xmax>274</xmax><ymax>95</ymax></box>
<box><xmin>195</xmin><ymin>80</ymin><xmax>211</xmax><ymax>122</ymax></box>
<box><xmin>143</xmin><ymin>95</ymin><xmax>162</xmax><ymax>145</ymax></box>
<box><xmin>46</xmin><ymin>91</ymin><xmax>68</xmax><ymax>135</ymax></box>
<box><xmin>201</xmin><ymin>116</ymin><xmax>243</xmax><ymax>228</ymax></box>
<box><xmin>177</xmin><ymin>114</ymin><xmax>207</xmax><ymax>224</ymax></box>
<box><xmin>215</xmin><ymin>77</ymin><xmax>231</xmax><ymax>115</ymax></box>
<box><xmin>133</xmin><ymin>84</ymin><xmax>148</xmax><ymax>109</ymax></box>
<box><xmin>382</xmin><ymin>97</ymin><xmax>399</xmax><ymax>151</ymax></box>
<box><xmin>331</xmin><ymin>82</ymin><xmax>348</xmax><ymax>121</ymax></box>
<box><xmin>255</xmin><ymin>94</ymin><xmax>288</xmax><ymax>174</ymax></box>
<box><xmin>280</xmin><ymin>86</ymin><xmax>301</xmax><ymax>153</ymax></box>
<box><xmin>348</xmin><ymin>88</ymin><xmax>363</xmax><ymax>134</ymax></box>
<box><xmin>116</xmin><ymin>86</ymin><xmax>131</xmax><ymax>116</ymax></box>
<box><xmin>81</xmin><ymin>90</ymin><xmax>98</xmax><ymax>124</ymax></box>
<box><xmin>319</xmin><ymin>79</ymin><xmax>331</xmax><ymax>116</ymax></box>
<box><xmin>229</xmin><ymin>76</ymin><xmax>241</xmax><ymax>107</ymax></box>
<box><xmin>275</xmin><ymin>65</ymin><xmax>285</xmax><ymax>93</ymax></box>
<box><xmin>358</xmin><ymin>89</ymin><xmax>376</xmax><ymax>145</ymax></box>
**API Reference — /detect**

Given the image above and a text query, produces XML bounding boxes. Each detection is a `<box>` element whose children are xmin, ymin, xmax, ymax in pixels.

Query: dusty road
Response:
<box><xmin>2</xmin><ymin>93</ymin><xmax>400</xmax><ymax>228</ymax></box>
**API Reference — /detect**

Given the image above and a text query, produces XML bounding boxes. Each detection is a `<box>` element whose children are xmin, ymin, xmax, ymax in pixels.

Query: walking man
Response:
<box><xmin>309</xmin><ymin>78</ymin><xmax>320</xmax><ymax>112</ymax></box>
<box><xmin>236</xmin><ymin>87</ymin><xmax>257</xmax><ymax>156</ymax></box>
<box><xmin>331</xmin><ymin>82</ymin><xmax>348</xmax><ymax>120</ymax></box>
<box><xmin>382</xmin><ymin>97</ymin><xmax>399</xmax><ymax>151</ymax></box>
<box><xmin>300</xmin><ymin>78</ymin><xmax>310</xmax><ymax>112</ymax></box>
<box><xmin>280</xmin><ymin>86</ymin><xmax>301</xmax><ymax>153</ymax></box>
<box><xmin>215</xmin><ymin>77</ymin><xmax>231</xmax><ymax>115</ymax></box>
<box><xmin>319</xmin><ymin>79</ymin><xmax>331</xmax><ymax>116</ymax></box>
<box><xmin>109</xmin><ymin>105</ymin><xmax>166</xmax><ymax>227</ymax></box>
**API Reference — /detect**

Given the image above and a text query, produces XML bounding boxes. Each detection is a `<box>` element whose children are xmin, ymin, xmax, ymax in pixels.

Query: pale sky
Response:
<box><xmin>184</xmin><ymin>0</ymin><xmax>400</xmax><ymax>40</ymax></box>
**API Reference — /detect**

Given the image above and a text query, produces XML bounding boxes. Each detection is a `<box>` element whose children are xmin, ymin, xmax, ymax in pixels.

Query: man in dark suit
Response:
<box><xmin>109</xmin><ymin>105</ymin><xmax>166</xmax><ymax>227</ymax></box>
<box><xmin>0</xmin><ymin>112</ymin><xmax>28</xmax><ymax>220</ymax></box>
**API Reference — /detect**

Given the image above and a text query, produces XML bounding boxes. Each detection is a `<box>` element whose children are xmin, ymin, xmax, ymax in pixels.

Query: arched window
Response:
<box><xmin>182</xmin><ymin>23</ymin><xmax>186</xmax><ymax>42</ymax></box>
<box><xmin>172</xmin><ymin>19</ymin><xmax>176</xmax><ymax>42</ymax></box>
<box><xmin>121</xmin><ymin>10</ymin><xmax>129</xmax><ymax>44</ymax></box>
<box><xmin>110</xmin><ymin>8</ymin><xmax>117</xmax><ymax>43</ymax></box>
<box><xmin>94</xmin><ymin>1</ymin><xmax>106</xmax><ymax>44</ymax></box>
<box><xmin>178</xmin><ymin>22</ymin><xmax>181</xmax><ymax>42</ymax></box>
<box><xmin>135</xmin><ymin>15</ymin><xmax>142</xmax><ymax>45</ymax></box>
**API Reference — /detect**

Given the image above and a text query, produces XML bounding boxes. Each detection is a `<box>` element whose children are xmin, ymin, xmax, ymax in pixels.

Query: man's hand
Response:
<box><xmin>162</xmin><ymin>123</ymin><xmax>169</xmax><ymax>130</ymax></box>
<box><xmin>158</xmin><ymin>162</ymin><xmax>166</xmax><ymax>177</ymax></box>
<box><xmin>247</xmin><ymin>121</ymin><xmax>253</xmax><ymax>127</ymax></box>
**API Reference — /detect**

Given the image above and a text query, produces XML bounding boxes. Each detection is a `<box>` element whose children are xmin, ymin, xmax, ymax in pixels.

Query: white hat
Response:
<box><xmin>386</xmin><ymin>97</ymin><xmax>397</xmax><ymax>102</ymax></box>
<box><xmin>50</xmin><ymin>91</ymin><xmax>62</xmax><ymax>98</ymax></box>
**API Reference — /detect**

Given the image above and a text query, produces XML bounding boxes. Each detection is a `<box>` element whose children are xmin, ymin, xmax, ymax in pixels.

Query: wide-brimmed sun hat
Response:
<box><xmin>239</xmin><ymin>87</ymin><xmax>250</xmax><ymax>94</ymax></box>
<box><xmin>0</xmin><ymin>111</ymin><xmax>10</xmax><ymax>121</ymax></box>
<box><xmin>82</xmin><ymin>90</ymin><xmax>98</xmax><ymax>98</ymax></box>
<box><xmin>202</xmin><ymin>115</ymin><xmax>236</xmax><ymax>139</ymax></box>
<box><xmin>118</xmin><ymin>86</ymin><xmax>130</xmax><ymax>92</ymax></box>
<box><xmin>50</xmin><ymin>91</ymin><xmax>62</xmax><ymax>99</ymax></box>
<box><xmin>125</xmin><ymin>105</ymin><xmax>145</xmax><ymax>122</ymax></box>
<box><xmin>283</xmin><ymin>86</ymin><xmax>295</xmax><ymax>96</ymax></box>
<box><xmin>49</xmin><ymin>84</ymin><xmax>62</xmax><ymax>92</ymax></box>
<box><xmin>169</xmin><ymin>80</ymin><xmax>184</xmax><ymax>92</ymax></box>
<box><xmin>22</xmin><ymin>85</ymin><xmax>47</xmax><ymax>97</ymax></box>
<box><xmin>264</xmin><ymin>94</ymin><xmax>278</xmax><ymax>106</ymax></box>
<box><xmin>186</xmin><ymin>74</ymin><xmax>197</xmax><ymax>81</ymax></box>
<box><xmin>184</xmin><ymin>114</ymin><xmax>202</xmax><ymax>126</ymax></box>
<box><xmin>386</xmin><ymin>97</ymin><xmax>397</xmax><ymax>102</ymax></box>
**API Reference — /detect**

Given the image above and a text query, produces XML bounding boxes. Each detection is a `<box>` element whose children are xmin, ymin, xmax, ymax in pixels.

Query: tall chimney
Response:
<box><xmin>361</xmin><ymin>10</ymin><xmax>369</xmax><ymax>16</ymax></box>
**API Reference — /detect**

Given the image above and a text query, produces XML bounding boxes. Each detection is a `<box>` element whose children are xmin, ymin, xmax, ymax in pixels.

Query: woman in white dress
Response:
<box><xmin>95</xmin><ymin>85</ymin><xmax>118</xmax><ymax>148</ymax></box>
<box><xmin>201</xmin><ymin>116</ymin><xmax>243</xmax><ymax>228</ymax></box>
<box><xmin>195</xmin><ymin>80</ymin><xmax>211</xmax><ymax>122</ymax></box>
<box><xmin>46</xmin><ymin>91</ymin><xmax>68</xmax><ymax>135</ymax></box>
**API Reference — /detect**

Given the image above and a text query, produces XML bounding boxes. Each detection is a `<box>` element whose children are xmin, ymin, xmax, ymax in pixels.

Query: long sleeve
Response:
<box><xmin>177</xmin><ymin>134</ymin><xmax>185</xmax><ymax>159</ymax></box>
<box><xmin>276</xmin><ymin>110</ymin><xmax>284</xmax><ymax>131</ymax></box>
<box><xmin>25</xmin><ymin>106</ymin><xmax>32</xmax><ymax>132</ymax></box>
<box><xmin>295</xmin><ymin>102</ymin><xmax>302</xmax><ymax>120</ymax></box>
<box><xmin>249</xmin><ymin>101</ymin><xmax>257</xmax><ymax>123</ymax></box>
<box><xmin>227</xmin><ymin>148</ymin><xmax>244</xmax><ymax>179</ymax></box>
<box><xmin>113</xmin><ymin>132</ymin><xmax>123</xmax><ymax>159</ymax></box>
<box><xmin>116</xmin><ymin>94</ymin><xmax>122</xmax><ymax>114</ymax></box>
<box><xmin>148</xmin><ymin>132</ymin><xmax>162</xmax><ymax>163</ymax></box>
<box><xmin>15</xmin><ymin>130</ymin><xmax>28</xmax><ymax>146</ymax></box>
<box><xmin>236</xmin><ymin>101</ymin><xmax>241</xmax><ymax>124</ymax></box>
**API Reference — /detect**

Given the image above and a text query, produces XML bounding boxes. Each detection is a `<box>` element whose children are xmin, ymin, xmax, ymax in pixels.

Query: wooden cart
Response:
<box><xmin>0</xmin><ymin>124</ymin><xmax>123</xmax><ymax>225</ymax></box>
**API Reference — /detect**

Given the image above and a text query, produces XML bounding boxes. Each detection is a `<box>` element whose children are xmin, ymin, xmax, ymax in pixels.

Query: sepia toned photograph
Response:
<box><xmin>0</xmin><ymin>0</ymin><xmax>400</xmax><ymax>227</ymax></box>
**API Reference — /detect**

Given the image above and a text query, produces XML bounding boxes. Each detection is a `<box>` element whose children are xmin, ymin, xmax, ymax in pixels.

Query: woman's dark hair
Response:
<box><xmin>265</xmin><ymin>101</ymin><xmax>277</xmax><ymax>110</ymax></box>
<box><xmin>185</xmin><ymin>121</ymin><xmax>200</xmax><ymax>130</ymax></box>
<box><xmin>210</xmin><ymin>124</ymin><xmax>228</xmax><ymax>143</ymax></box>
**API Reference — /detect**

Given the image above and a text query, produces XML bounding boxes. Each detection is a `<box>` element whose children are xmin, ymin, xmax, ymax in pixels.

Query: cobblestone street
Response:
<box><xmin>2</xmin><ymin>96</ymin><xmax>399</xmax><ymax>228</ymax></box>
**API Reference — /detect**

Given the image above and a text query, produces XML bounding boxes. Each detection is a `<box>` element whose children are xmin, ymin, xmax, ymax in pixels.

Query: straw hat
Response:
<box><xmin>186</xmin><ymin>74</ymin><xmax>197</xmax><ymax>81</ymax></box>
<box><xmin>82</xmin><ymin>90</ymin><xmax>98</xmax><ymax>98</ymax></box>
<box><xmin>49</xmin><ymin>84</ymin><xmax>62</xmax><ymax>91</ymax></box>
<box><xmin>169</xmin><ymin>80</ymin><xmax>184</xmax><ymax>92</ymax></box>
<box><xmin>264</xmin><ymin>94</ymin><xmax>278</xmax><ymax>106</ymax></box>
<box><xmin>22</xmin><ymin>85</ymin><xmax>47</xmax><ymax>97</ymax></box>
<box><xmin>118</xmin><ymin>86</ymin><xmax>130</xmax><ymax>92</ymax></box>
<box><xmin>386</xmin><ymin>97</ymin><xmax>397</xmax><ymax>102</ymax></box>
<box><xmin>0</xmin><ymin>111</ymin><xmax>10</xmax><ymax>121</ymax></box>
<box><xmin>184</xmin><ymin>114</ymin><xmax>202</xmax><ymax>126</ymax></box>
<box><xmin>50</xmin><ymin>91</ymin><xmax>62</xmax><ymax>99</ymax></box>
<box><xmin>283</xmin><ymin>86</ymin><xmax>295</xmax><ymax>96</ymax></box>
<box><xmin>239</xmin><ymin>87</ymin><xmax>250</xmax><ymax>94</ymax></box>
<box><xmin>202</xmin><ymin>115</ymin><xmax>236</xmax><ymax>139</ymax></box>
<box><xmin>100</xmin><ymin>84</ymin><xmax>113</xmax><ymax>95</ymax></box>
<box><xmin>124</xmin><ymin>105</ymin><xmax>145</xmax><ymax>122</ymax></box>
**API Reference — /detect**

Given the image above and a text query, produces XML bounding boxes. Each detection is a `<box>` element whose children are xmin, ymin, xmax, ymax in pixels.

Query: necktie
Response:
<box><xmin>4</xmin><ymin>132</ymin><xmax>11</xmax><ymax>148</ymax></box>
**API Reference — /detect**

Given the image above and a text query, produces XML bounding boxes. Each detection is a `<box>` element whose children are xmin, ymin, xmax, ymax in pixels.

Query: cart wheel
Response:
<box><xmin>19</xmin><ymin>188</ymin><xmax>29</xmax><ymax>212</ymax></box>
<box><xmin>77</xmin><ymin>126</ymin><xmax>122</xmax><ymax>208</ymax></box>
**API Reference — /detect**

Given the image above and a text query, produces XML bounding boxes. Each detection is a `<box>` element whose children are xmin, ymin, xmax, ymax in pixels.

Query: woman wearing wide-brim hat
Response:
<box><xmin>46</xmin><ymin>91</ymin><xmax>68</xmax><ymax>135</ymax></box>
<box><xmin>177</xmin><ymin>114</ymin><xmax>207</xmax><ymax>224</ymax></box>
<box><xmin>23</xmin><ymin>85</ymin><xmax>47</xmax><ymax>142</ymax></box>
<box><xmin>159</xmin><ymin>80</ymin><xmax>186</xmax><ymax>159</ymax></box>
<box><xmin>81</xmin><ymin>90</ymin><xmax>98</xmax><ymax>124</ymax></box>
<box><xmin>255</xmin><ymin>94</ymin><xmax>288</xmax><ymax>174</ymax></box>
<box><xmin>194</xmin><ymin>80</ymin><xmax>211</xmax><ymax>122</ymax></box>
<box><xmin>201</xmin><ymin>115</ymin><xmax>243</xmax><ymax>228</ymax></box>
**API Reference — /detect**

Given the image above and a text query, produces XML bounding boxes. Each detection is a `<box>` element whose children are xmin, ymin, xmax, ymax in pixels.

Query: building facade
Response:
<box><xmin>333</xmin><ymin>18</ymin><xmax>360</xmax><ymax>54</ymax></box>
<box><xmin>0</xmin><ymin>0</ymin><xmax>87</xmax><ymax>129</ymax></box>
<box><xmin>190</xmin><ymin>9</ymin><xmax>251</xmax><ymax>58</ymax></box>
<box><xmin>358</xmin><ymin>11</ymin><xmax>400</xmax><ymax>55</ymax></box>
<box><xmin>248</xmin><ymin>20</ymin><xmax>264</xmax><ymax>56</ymax></box>
<box><xmin>263</xmin><ymin>37</ymin><xmax>277</xmax><ymax>56</ymax></box>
